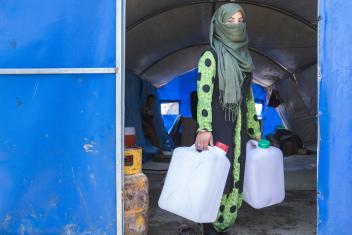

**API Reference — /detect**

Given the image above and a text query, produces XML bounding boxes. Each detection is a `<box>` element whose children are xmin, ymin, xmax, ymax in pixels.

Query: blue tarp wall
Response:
<box><xmin>251</xmin><ymin>83</ymin><xmax>283</xmax><ymax>137</ymax></box>
<box><xmin>157</xmin><ymin>69</ymin><xmax>197</xmax><ymax>133</ymax></box>
<box><xmin>158</xmin><ymin>69</ymin><xmax>198</xmax><ymax>118</ymax></box>
<box><xmin>158</xmin><ymin>69</ymin><xmax>282</xmax><ymax>137</ymax></box>
<box><xmin>125</xmin><ymin>70</ymin><xmax>172</xmax><ymax>158</ymax></box>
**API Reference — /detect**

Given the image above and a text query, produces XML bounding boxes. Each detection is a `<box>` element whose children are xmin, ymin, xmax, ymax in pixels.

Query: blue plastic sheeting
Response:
<box><xmin>252</xmin><ymin>83</ymin><xmax>283</xmax><ymax>137</ymax></box>
<box><xmin>262</xmin><ymin>108</ymin><xmax>283</xmax><ymax>137</ymax></box>
<box><xmin>318</xmin><ymin>1</ymin><xmax>352</xmax><ymax>234</ymax></box>
<box><xmin>125</xmin><ymin>71</ymin><xmax>148</xmax><ymax>147</ymax></box>
<box><xmin>125</xmin><ymin>71</ymin><xmax>172</xmax><ymax>159</ymax></box>
<box><xmin>159</xmin><ymin>70</ymin><xmax>282</xmax><ymax>137</ymax></box>
<box><xmin>0</xmin><ymin>0</ymin><xmax>115</xmax><ymax>68</ymax></box>
<box><xmin>140</xmin><ymin>78</ymin><xmax>170</xmax><ymax>149</ymax></box>
<box><xmin>162</xmin><ymin>115</ymin><xmax>179</xmax><ymax>133</ymax></box>
<box><xmin>0</xmin><ymin>74</ymin><xmax>116</xmax><ymax>234</ymax></box>
<box><xmin>252</xmin><ymin>83</ymin><xmax>267</xmax><ymax>102</ymax></box>
<box><xmin>158</xmin><ymin>69</ymin><xmax>198</xmax><ymax>118</ymax></box>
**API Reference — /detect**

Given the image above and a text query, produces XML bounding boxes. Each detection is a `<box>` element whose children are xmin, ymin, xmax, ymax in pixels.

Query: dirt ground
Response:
<box><xmin>147</xmin><ymin>173</ymin><xmax>316</xmax><ymax>235</ymax></box>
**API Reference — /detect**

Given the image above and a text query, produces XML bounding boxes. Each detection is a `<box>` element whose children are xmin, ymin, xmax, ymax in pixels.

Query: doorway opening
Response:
<box><xmin>125</xmin><ymin>1</ymin><xmax>317</xmax><ymax>234</ymax></box>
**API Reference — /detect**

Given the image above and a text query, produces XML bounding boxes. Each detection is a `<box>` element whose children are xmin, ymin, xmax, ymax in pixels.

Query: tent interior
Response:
<box><xmin>125</xmin><ymin>0</ymin><xmax>317</xmax><ymax>234</ymax></box>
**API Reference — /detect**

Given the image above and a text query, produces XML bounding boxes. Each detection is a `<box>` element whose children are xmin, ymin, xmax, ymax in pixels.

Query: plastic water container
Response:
<box><xmin>125</xmin><ymin>127</ymin><xmax>136</xmax><ymax>147</ymax></box>
<box><xmin>244</xmin><ymin>139</ymin><xmax>285</xmax><ymax>209</ymax></box>
<box><xmin>158</xmin><ymin>142</ymin><xmax>230</xmax><ymax>223</ymax></box>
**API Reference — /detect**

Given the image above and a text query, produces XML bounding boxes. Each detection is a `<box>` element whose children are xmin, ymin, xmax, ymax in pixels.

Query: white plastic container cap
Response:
<box><xmin>124</xmin><ymin>127</ymin><xmax>136</xmax><ymax>135</ymax></box>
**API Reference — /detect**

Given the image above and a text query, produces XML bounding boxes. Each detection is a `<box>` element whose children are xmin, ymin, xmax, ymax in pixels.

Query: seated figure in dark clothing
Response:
<box><xmin>141</xmin><ymin>94</ymin><xmax>160</xmax><ymax>148</ymax></box>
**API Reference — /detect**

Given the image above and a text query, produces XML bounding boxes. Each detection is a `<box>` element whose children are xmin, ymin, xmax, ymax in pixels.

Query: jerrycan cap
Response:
<box><xmin>258</xmin><ymin>139</ymin><xmax>270</xmax><ymax>149</ymax></box>
<box><xmin>215</xmin><ymin>142</ymin><xmax>229</xmax><ymax>153</ymax></box>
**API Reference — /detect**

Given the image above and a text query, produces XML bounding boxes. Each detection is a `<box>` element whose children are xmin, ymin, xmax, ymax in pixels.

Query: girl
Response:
<box><xmin>195</xmin><ymin>3</ymin><xmax>261</xmax><ymax>234</ymax></box>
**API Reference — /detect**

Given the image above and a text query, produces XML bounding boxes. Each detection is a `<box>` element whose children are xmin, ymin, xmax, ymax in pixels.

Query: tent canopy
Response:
<box><xmin>126</xmin><ymin>0</ymin><xmax>317</xmax><ymax>145</ymax></box>
<box><xmin>127</xmin><ymin>0</ymin><xmax>316</xmax><ymax>87</ymax></box>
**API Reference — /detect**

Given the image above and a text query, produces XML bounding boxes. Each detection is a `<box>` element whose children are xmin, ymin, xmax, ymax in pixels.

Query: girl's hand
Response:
<box><xmin>195</xmin><ymin>131</ymin><xmax>213</xmax><ymax>150</ymax></box>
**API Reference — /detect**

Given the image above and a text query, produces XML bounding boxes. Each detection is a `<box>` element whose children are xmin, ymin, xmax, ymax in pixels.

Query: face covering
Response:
<box><xmin>209</xmin><ymin>3</ymin><xmax>255</xmax><ymax>121</ymax></box>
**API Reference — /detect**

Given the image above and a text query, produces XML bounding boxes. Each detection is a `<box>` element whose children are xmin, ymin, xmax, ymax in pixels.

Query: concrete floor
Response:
<box><xmin>284</xmin><ymin>155</ymin><xmax>316</xmax><ymax>191</ymax></box>
<box><xmin>148</xmin><ymin>173</ymin><xmax>316</xmax><ymax>235</ymax></box>
<box><xmin>146</xmin><ymin>155</ymin><xmax>317</xmax><ymax>235</ymax></box>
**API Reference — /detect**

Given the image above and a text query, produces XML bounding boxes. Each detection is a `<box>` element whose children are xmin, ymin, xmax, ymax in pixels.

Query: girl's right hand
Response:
<box><xmin>195</xmin><ymin>131</ymin><xmax>213</xmax><ymax>150</ymax></box>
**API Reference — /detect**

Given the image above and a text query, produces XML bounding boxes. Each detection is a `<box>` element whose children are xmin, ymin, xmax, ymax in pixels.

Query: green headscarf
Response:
<box><xmin>210</xmin><ymin>3</ymin><xmax>255</xmax><ymax>121</ymax></box>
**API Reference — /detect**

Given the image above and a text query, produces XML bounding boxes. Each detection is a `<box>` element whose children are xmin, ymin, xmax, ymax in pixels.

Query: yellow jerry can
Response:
<box><xmin>124</xmin><ymin>147</ymin><xmax>149</xmax><ymax>235</ymax></box>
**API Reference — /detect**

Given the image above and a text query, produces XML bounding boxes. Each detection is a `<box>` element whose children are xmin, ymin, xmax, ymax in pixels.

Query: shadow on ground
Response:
<box><xmin>147</xmin><ymin>173</ymin><xmax>316</xmax><ymax>235</ymax></box>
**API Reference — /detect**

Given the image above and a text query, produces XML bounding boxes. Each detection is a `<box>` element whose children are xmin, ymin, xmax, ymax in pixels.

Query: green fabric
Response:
<box><xmin>214</xmin><ymin>87</ymin><xmax>261</xmax><ymax>232</ymax></box>
<box><xmin>197</xmin><ymin>51</ymin><xmax>216</xmax><ymax>132</ymax></box>
<box><xmin>210</xmin><ymin>3</ymin><xmax>255</xmax><ymax>121</ymax></box>
<box><xmin>197</xmin><ymin>50</ymin><xmax>261</xmax><ymax>231</ymax></box>
<box><xmin>246</xmin><ymin>87</ymin><xmax>262</xmax><ymax>139</ymax></box>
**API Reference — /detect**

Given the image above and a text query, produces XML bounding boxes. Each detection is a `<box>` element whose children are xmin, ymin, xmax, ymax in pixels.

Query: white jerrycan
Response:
<box><xmin>158</xmin><ymin>142</ymin><xmax>230</xmax><ymax>223</ymax></box>
<box><xmin>243</xmin><ymin>139</ymin><xmax>285</xmax><ymax>209</ymax></box>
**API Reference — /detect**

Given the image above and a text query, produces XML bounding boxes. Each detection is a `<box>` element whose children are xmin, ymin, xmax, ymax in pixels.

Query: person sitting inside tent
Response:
<box><xmin>141</xmin><ymin>94</ymin><xmax>160</xmax><ymax>148</ymax></box>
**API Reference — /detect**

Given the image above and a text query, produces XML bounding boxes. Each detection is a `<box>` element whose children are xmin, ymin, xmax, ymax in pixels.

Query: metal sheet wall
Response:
<box><xmin>0</xmin><ymin>0</ymin><xmax>118</xmax><ymax>234</ymax></box>
<box><xmin>0</xmin><ymin>0</ymin><xmax>116</xmax><ymax>68</ymax></box>
<box><xmin>318</xmin><ymin>0</ymin><xmax>352</xmax><ymax>234</ymax></box>
<box><xmin>0</xmin><ymin>75</ymin><xmax>117</xmax><ymax>234</ymax></box>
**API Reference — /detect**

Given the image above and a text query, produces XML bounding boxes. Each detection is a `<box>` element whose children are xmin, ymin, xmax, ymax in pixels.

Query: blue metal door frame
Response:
<box><xmin>1</xmin><ymin>0</ymin><xmax>352</xmax><ymax>234</ymax></box>
<box><xmin>318</xmin><ymin>0</ymin><xmax>352</xmax><ymax>234</ymax></box>
<box><xmin>0</xmin><ymin>0</ymin><xmax>125</xmax><ymax>234</ymax></box>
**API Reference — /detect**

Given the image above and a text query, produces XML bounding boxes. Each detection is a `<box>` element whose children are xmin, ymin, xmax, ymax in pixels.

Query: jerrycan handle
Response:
<box><xmin>190</xmin><ymin>144</ymin><xmax>204</xmax><ymax>153</ymax></box>
<box><xmin>248</xmin><ymin>139</ymin><xmax>258</xmax><ymax>147</ymax></box>
<box><xmin>248</xmin><ymin>139</ymin><xmax>258</xmax><ymax>151</ymax></box>
<box><xmin>191</xmin><ymin>144</ymin><xmax>213</xmax><ymax>152</ymax></box>
<box><xmin>191</xmin><ymin>142</ymin><xmax>229</xmax><ymax>153</ymax></box>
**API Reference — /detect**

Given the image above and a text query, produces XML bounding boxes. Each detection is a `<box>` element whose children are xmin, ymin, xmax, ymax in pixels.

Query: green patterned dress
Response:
<box><xmin>197</xmin><ymin>49</ymin><xmax>261</xmax><ymax>232</ymax></box>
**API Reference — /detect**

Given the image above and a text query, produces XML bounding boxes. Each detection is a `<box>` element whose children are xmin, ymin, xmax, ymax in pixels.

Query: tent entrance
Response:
<box><xmin>125</xmin><ymin>1</ymin><xmax>317</xmax><ymax>234</ymax></box>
